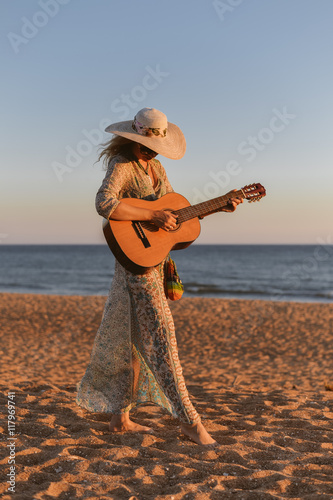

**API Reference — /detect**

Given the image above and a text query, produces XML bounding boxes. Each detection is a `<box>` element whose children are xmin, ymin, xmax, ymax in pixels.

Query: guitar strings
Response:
<box><xmin>174</xmin><ymin>185</ymin><xmax>264</xmax><ymax>223</ymax></box>
<box><xmin>174</xmin><ymin>191</ymin><xmax>243</xmax><ymax>223</ymax></box>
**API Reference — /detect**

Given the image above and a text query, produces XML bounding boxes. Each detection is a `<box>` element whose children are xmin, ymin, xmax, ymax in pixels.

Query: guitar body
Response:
<box><xmin>102</xmin><ymin>183</ymin><xmax>266</xmax><ymax>274</ymax></box>
<box><xmin>103</xmin><ymin>192</ymin><xmax>201</xmax><ymax>274</ymax></box>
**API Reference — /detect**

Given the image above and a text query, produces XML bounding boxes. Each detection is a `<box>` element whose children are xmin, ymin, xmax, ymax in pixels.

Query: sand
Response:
<box><xmin>0</xmin><ymin>292</ymin><xmax>333</xmax><ymax>499</ymax></box>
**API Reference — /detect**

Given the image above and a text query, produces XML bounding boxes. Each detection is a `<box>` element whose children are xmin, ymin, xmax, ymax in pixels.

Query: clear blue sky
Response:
<box><xmin>1</xmin><ymin>0</ymin><xmax>332</xmax><ymax>244</ymax></box>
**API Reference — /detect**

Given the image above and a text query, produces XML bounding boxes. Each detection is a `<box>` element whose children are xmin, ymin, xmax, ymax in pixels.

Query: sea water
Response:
<box><xmin>0</xmin><ymin>245</ymin><xmax>332</xmax><ymax>302</ymax></box>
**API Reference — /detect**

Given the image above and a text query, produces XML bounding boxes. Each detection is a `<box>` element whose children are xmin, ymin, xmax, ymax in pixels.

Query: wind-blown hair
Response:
<box><xmin>98</xmin><ymin>135</ymin><xmax>134</xmax><ymax>168</ymax></box>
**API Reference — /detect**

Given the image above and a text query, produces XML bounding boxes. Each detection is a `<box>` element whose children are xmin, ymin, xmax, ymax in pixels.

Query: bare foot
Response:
<box><xmin>109</xmin><ymin>419</ymin><xmax>153</xmax><ymax>434</ymax></box>
<box><xmin>180</xmin><ymin>421</ymin><xmax>218</xmax><ymax>447</ymax></box>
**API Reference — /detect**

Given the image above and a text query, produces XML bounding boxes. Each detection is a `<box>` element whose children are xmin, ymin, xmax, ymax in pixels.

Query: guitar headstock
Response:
<box><xmin>241</xmin><ymin>183</ymin><xmax>266</xmax><ymax>202</ymax></box>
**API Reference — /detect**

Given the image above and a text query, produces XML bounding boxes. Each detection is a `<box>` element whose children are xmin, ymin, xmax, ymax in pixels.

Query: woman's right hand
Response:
<box><xmin>151</xmin><ymin>210</ymin><xmax>178</xmax><ymax>231</ymax></box>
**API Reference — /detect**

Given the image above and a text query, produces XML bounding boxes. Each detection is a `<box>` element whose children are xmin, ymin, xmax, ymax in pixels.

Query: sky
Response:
<box><xmin>1</xmin><ymin>0</ymin><xmax>333</xmax><ymax>245</ymax></box>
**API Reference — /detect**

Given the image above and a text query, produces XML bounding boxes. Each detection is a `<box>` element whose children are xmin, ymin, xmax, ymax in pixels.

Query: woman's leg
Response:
<box><xmin>109</xmin><ymin>411</ymin><xmax>153</xmax><ymax>433</ymax></box>
<box><xmin>109</xmin><ymin>414</ymin><xmax>217</xmax><ymax>445</ymax></box>
<box><xmin>180</xmin><ymin>421</ymin><xmax>217</xmax><ymax>446</ymax></box>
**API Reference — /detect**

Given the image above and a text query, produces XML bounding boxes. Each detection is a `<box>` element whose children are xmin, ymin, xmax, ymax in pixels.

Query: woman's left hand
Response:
<box><xmin>221</xmin><ymin>189</ymin><xmax>243</xmax><ymax>212</ymax></box>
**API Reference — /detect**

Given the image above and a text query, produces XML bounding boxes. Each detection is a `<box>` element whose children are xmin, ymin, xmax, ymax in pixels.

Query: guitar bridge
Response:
<box><xmin>132</xmin><ymin>221</ymin><xmax>151</xmax><ymax>248</ymax></box>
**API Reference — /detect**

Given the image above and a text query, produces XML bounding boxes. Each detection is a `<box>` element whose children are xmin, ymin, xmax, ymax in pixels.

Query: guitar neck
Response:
<box><xmin>174</xmin><ymin>189</ymin><xmax>244</xmax><ymax>223</ymax></box>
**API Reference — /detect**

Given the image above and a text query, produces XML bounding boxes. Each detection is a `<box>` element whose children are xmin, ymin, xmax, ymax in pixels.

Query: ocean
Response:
<box><xmin>0</xmin><ymin>244</ymin><xmax>332</xmax><ymax>302</ymax></box>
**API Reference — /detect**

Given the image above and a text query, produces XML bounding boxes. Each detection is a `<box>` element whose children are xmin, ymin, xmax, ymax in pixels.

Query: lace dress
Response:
<box><xmin>76</xmin><ymin>154</ymin><xmax>201</xmax><ymax>424</ymax></box>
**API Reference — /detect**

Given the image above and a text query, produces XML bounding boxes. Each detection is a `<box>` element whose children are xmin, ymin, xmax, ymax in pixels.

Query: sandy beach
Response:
<box><xmin>0</xmin><ymin>292</ymin><xmax>333</xmax><ymax>499</ymax></box>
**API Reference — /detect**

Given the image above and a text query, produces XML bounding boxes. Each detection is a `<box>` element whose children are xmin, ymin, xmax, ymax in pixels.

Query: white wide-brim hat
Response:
<box><xmin>104</xmin><ymin>107</ymin><xmax>186</xmax><ymax>160</ymax></box>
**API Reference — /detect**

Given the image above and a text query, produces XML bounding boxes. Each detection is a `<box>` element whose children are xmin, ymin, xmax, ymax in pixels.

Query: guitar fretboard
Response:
<box><xmin>174</xmin><ymin>189</ymin><xmax>244</xmax><ymax>223</ymax></box>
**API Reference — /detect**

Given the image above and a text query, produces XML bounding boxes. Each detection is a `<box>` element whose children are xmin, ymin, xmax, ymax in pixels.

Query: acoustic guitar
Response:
<box><xmin>103</xmin><ymin>183</ymin><xmax>266</xmax><ymax>274</ymax></box>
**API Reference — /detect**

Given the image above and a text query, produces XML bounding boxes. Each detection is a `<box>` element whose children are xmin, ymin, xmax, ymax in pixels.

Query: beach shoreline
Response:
<box><xmin>1</xmin><ymin>292</ymin><xmax>333</xmax><ymax>499</ymax></box>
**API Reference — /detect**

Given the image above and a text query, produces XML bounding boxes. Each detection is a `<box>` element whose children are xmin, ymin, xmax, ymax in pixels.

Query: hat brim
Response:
<box><xmin>104</xmin><ymin>120</ymin><xmax>186</xmax><ymax>160</ymax></box>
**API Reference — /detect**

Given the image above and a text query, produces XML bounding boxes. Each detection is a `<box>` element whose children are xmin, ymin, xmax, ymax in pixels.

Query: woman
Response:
<box><xmin>76</xmin><ymin>107</ymin><xmax>242</xmax><ymax>447</ymax></box>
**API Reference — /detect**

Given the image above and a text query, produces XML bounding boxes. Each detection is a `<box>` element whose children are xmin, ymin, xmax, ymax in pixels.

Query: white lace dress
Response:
<box><xmin>76</xmin><ymin>154</ymin><xmax>201</xmax><ymax>424</ymax></box>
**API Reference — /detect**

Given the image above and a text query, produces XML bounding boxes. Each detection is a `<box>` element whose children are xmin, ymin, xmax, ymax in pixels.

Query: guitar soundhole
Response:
<box><xmin>169</xmin><ymin>223</ymin><xmax>181</xmax><ymax>232</ymax></box>
<box><xmin>140</xmin><ymin>210</ymin><xmax>182</xmax><ymax>232</ymax></box>
<box><xmin>165</xmin><ymin>209</ymin><xmax>181</xmax><ymax>232</ymax></box>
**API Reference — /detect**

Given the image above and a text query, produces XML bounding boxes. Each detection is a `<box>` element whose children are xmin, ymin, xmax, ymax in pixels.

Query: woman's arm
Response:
<box><xmin>111</xmin><ymin>202</ymin><xmax>178</xmax><ymax>230</ymax></box>
<box><xmin>96</xmin><ymin>158</ymin><xmax>177</xmax><ymax>230</ymax></box>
